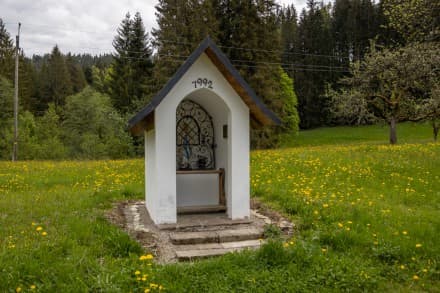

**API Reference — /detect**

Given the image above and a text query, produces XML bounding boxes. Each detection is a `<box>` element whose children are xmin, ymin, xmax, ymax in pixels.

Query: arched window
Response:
<box><xmin>176</xmin><ymin>100</ymin><xmax>215</xmax><ymax>170</ymax></box>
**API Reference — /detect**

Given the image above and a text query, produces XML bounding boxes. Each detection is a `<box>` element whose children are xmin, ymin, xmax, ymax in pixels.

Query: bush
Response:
<box><xmin>63</xmin><ymin>87</ymin><xmax>134</xmax><ymax>159</ymax></box>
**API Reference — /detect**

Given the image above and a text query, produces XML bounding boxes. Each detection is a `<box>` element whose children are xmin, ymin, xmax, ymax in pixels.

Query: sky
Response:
<box><xmin>1</xmin><ymin>0</ymin><xmax>329</xmax><ymax>56</ymax></box>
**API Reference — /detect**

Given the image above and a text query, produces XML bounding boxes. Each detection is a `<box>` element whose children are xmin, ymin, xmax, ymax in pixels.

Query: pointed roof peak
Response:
<box><xmin>128</xmin><ymin>37</ymin><xmax>280</xmax><ymax>134</ymax></box>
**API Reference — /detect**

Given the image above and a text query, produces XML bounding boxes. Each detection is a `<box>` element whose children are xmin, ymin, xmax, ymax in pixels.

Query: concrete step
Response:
<box><xmin>175</xmin><ymin>239</ymin><xmax>262</xmax><ymax>261</ymax></box>
<box><xmin>170</xmin><ymin>227</ymin><xmax>264</xmax><ymax>245</ymax></box>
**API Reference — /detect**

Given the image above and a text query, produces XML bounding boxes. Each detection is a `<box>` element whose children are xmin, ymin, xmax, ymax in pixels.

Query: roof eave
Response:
<box><xmin>128</xmin><ymin>36</ymin><xmax>281</xmax><ymax>134</ymax></box>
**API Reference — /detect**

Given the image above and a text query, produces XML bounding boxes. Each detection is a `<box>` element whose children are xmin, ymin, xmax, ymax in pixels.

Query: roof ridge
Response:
<box><xmin>128</xmin><ymin>37</ymin><xmax>280</xmax><ymax>135</ymax></box>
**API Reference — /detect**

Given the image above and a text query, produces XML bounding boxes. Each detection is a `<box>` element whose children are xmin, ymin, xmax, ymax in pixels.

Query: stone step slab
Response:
<box><xmin>170</xmin><ymin>227</ymin><xmax>263</xmax><ymax>245</ymax></box>
<box><xmin>175</xmin><ymin>239</ymin><xmax>262</xmax><ymax>261</ymax></box>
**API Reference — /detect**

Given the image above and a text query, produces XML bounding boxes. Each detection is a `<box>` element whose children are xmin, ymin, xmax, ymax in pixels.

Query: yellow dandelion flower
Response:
<box><xmin>422</xmin><ymin>269</ymin><xmax>428</xmax><ymax>273</ymax></box>
<box><xmin>139</xmin><ymin>254</ymin><xmax>154</xmax><ymax>261</ymax></box>
<box><xmin>36</xmin><ymin>226</ymin><xmax>43</xmax><ymax>231</ymax></box>
<box><xmin>144</xmin><ymin>289</ymin><xmax>150</xmax><ymax>293</ymax></box>
<box><xmin>159</xmin><ymin>285</ymin><xmax>164</xmax><ymax>290</ymax></box>
<box><xmin>16</xmin><ymin>287</ymin><xmax>22</xmax><ymax>293</ymax></box>
<box><xmin>413</xmin><ymin>275</ymin><xmax>419</xmax><ymax>280</ymax></box>
<box><xmin>400</xmin><ymin>265</ymin><xmax>405</xmax><ymax>270</ymax></box>
<box><xmin>283</xmin><ymin>243</ymin><xmax>289</xmax><ymax>248</ymax></box>
<box><xmin>416</xmin><ymin>243</ymin><xmax>422</xmax><ymax>248</ymax></box>
<box><xmin>41</xmin><ymin>231</ymin><xmax>47</xmax><ymax>236</ymax></box>
<box><xmin>289</xmin><ymin>241</ymin><xmax>294</xmax><ymax>245</ymax></box>
<box><xmin>142</xmin><ymin>277</ymin><xmax>147</xmax><ymax>281</ymax></box>
<box><xmin>31</xmin><ymin>222</ymin><xmax>36</xmax><ymax>226</ymax></box>
<box><xmin>30</xmin><ymin>285</ymin><xmax>36</xmax><ymax>290</ymax></box>
<box><xmin>313</xmin><ymin>210</ymin><xmax>319</xmax><ymax>215</ymax></box>
<box><xmin>322</xmin><ymin>203</ymin><xmax>329</xmax><ymax>208</ymax></box>
<box><xmin>321</xmin><ymin>248</ymin><xmax>327</xmax><ymax>253</ymax></box>
<box><xmin>150</xmin><ymin>283</ymin><xmax>159</xmax><ymax>289</ymax></box>
<box><xmin>337</xmin><ymin>223</ymin><xmax>343</xmax><ymax>228</ymax></box>
<box><xmin>402</xmin><ymin>231</ymin><xmax>408</xmax><ymax>235</ymax></box>
<box><xmin>135</xmin><ymin>270</ymin><xmax>141</xmax><ymax>275</ymax></box>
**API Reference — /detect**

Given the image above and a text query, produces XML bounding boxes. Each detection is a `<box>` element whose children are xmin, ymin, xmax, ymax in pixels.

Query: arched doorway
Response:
<box><xmin>175</xmin><ymin>93</ymin><xmax>229</xmax><ymax>213</ymax></box>
<box><xmin>176</xmin><ymin>100</ymin><xmax>215</xmax><ymax>170</ymax></box>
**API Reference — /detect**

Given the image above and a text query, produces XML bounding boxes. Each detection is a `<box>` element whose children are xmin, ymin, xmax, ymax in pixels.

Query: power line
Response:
<box><xmin>158</xmin><ymin>39</ymin><xmax>351</xmax><ymax>60</ymax></box>
<box><xmin>153</xmin><ymin>52</ymin><xmax>348</xmax><ymax>70</ymax></box>
<box><xmin>155</xmin><ymin>56</ymin><xmax>350</xmax><ymax>73</ymax></box>
<box><xmin>120</xmin><ymin>52</ymin><xmax>352</xmax><ymax>72</ymax></box>
<box><xmin>4</xmin><ymin>22</ymin><xmax>353</xmax><ymax>73</ymax></box>
<box><xmin>6</xmin><ymin>21</ymin><xmax>352</xmax><ymax>61</ymax></box>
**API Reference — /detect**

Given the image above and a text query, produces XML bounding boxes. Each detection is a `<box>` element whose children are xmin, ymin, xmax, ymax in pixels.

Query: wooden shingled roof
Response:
<box><xmin>128</xmin><ymin>37</ymin><xmax>281</xmax><ymax>135</ymax></box>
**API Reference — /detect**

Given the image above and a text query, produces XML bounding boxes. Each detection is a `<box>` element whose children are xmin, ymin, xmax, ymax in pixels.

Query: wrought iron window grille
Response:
<box><xmin>176</xmin><ymin>100</ymin><xmax>215</xmax><ymax>170</ymax></box>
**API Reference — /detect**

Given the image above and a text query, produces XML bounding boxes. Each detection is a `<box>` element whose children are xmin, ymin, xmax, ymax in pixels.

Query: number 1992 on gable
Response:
<box><xmin>192</xmin><ymin>78</ymin><xmax>213</xmax><ymax>89</ymax></box>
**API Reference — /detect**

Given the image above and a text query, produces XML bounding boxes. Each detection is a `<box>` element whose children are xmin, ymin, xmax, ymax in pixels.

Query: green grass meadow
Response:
<box><xmin>281</xmin><ymin>121</ymin><xmax>435</xmax><ymax>147</ymax></box>
<box><xmin>1</xmin><ymin>123</ymin><xmax>439</xmax><ymax>292</ymax></box>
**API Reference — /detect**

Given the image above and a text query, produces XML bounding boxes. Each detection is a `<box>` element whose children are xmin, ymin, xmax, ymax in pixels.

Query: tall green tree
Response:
<box><xmin>0</xmin><ymin>19</ymin><xmax>14</xmax><ymax>81</ymax></box>
<box><xmin>109</xmin><ymin>12</ymin><xmax>154</xmax><ymax>114</ymax></box>
<box><xmin>0</xmin><ymin>76</ymin><xmax>14</xmax><ymax>159</ymax></box>
<box><xmin>280</xmin><ymin>4</ymin><xmax>298</xmax><ymax>66</ymax></box>
<box><xmin>66</xmin><ymin>53</ymin><xmax>87</xmax><ymax>93</ymax></box>
<box><xmin>129</xmin><ymin>12</ymin><xmax>154</xmax><ymax>110</ymax></box>
<box><xmin>331</xmin><ymin>0</ymin><xmax>381</xmax><ymax>63</ymax></box>
<box><xmin>19</xmin><ymin>55</ymin><xmax>38</xmax><ymax>113</ymax></box>
<box><xmin>109</xmin><ymin>13</ymin><xmax>133</xmax><ymax>113</ymax></box>
<box><xmin>215</xmin><ymin>0</ymin><xmax>299</xmax><ymax>147</ymax></box>
<box><xmin>39</xmin><ymin>46</ymin><xmax>73</xmax><ymax>111</ymax></box>
<box><xmin>152</xmin><ymin>0</ymin><xmax>219</xmax><ymax>85</ymax></box>
<box><xmin>293</xmin><ymin>1</ymin><xmax>334</xmax><ymax>128</ymax></box>
<box><xmin>278</xmin><ymin>68</ymin><xmax>300</xmax><ymax>134</ymax></box>
<box><xmin>153</xmin><ymin>0</ymin><xmax>298</xmax><ymax>147</ymax></box>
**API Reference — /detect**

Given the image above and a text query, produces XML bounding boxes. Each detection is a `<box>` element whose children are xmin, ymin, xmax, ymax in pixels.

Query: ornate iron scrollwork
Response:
<box><xmin>176</xmin><ymin>100</ymin><xmax>215</xmax><ymax>170</ymax></box>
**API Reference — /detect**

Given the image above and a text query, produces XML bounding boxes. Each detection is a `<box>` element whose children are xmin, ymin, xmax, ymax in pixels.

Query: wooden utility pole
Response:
<box><xmin>12</xmin><ymin>23</ymin><xmax>20</xmax><ymax>162</ymax></box>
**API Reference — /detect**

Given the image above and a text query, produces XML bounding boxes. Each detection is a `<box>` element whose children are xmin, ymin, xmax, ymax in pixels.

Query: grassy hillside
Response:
<box><xmin>281</xmin><ymin>122</ymin><xmax>435</xmax><ymax>147</ymax></box>
<box><xmin>0</xmin><ymin>124</ymin><xmax>438</xmax><ymax>292</ymax></box>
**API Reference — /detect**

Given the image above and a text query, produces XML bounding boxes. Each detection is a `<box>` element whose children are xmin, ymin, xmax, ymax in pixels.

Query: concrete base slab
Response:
<box><xmin>106</xmin><ymin>200</ymin><xmax>294</xmax><ymax>263</ymax></box>
<box><xmin>170</xmin><ymin>227</ymin><xmax>263</xmax><ymax>245</ymax></box>
<box><xmin>170</xmin><ymin>231</ymin><xmax>219</xmax><ymax>245</ymax></box>
<box><xmin>158</xmin><ymin>213</ymin><xmax>252</xmax><ymax>231</ymax></box>
<box><xmin>175</xmin><ymin>240</ymin><xmax>262</xmax><ymax>261</ymax></box>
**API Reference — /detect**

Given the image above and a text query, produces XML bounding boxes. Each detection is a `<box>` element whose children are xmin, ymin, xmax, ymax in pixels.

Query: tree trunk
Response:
<box><xmin>389</xmin><ymin>117</ymin><xmax>397</xmax><ymax>145</ymax></box>
<box><xmin>433</xmin><ymin>120</ymin><xmax>439</xmax><ymax>141</ymax></box>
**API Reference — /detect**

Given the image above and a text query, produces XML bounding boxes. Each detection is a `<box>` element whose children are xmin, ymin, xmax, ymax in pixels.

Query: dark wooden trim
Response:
<box><xmin>219</xmin><ymin>168</ymin><xmax>225</xmax><ymax>205</ymax></box>
<box><xmin>128</xmin><ymin>36</ymin><xmax>281</xmax><ymax>135</ymax></box>
<box><xmin>177</xmin><ymin>205</ymin><xmax>226</xmax><ymax>214</ymax></box>
<box><xmin>176</xmin><ymin>169</ymin><xmax>223</xmax><ymax>174</ymax></box>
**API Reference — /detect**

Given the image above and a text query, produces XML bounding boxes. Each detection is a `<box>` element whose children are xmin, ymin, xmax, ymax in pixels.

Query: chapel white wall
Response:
<box><xmin>147</xmin><ymin>53</ymin><xmax>250</xmax><ymax>224</ymax></box>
